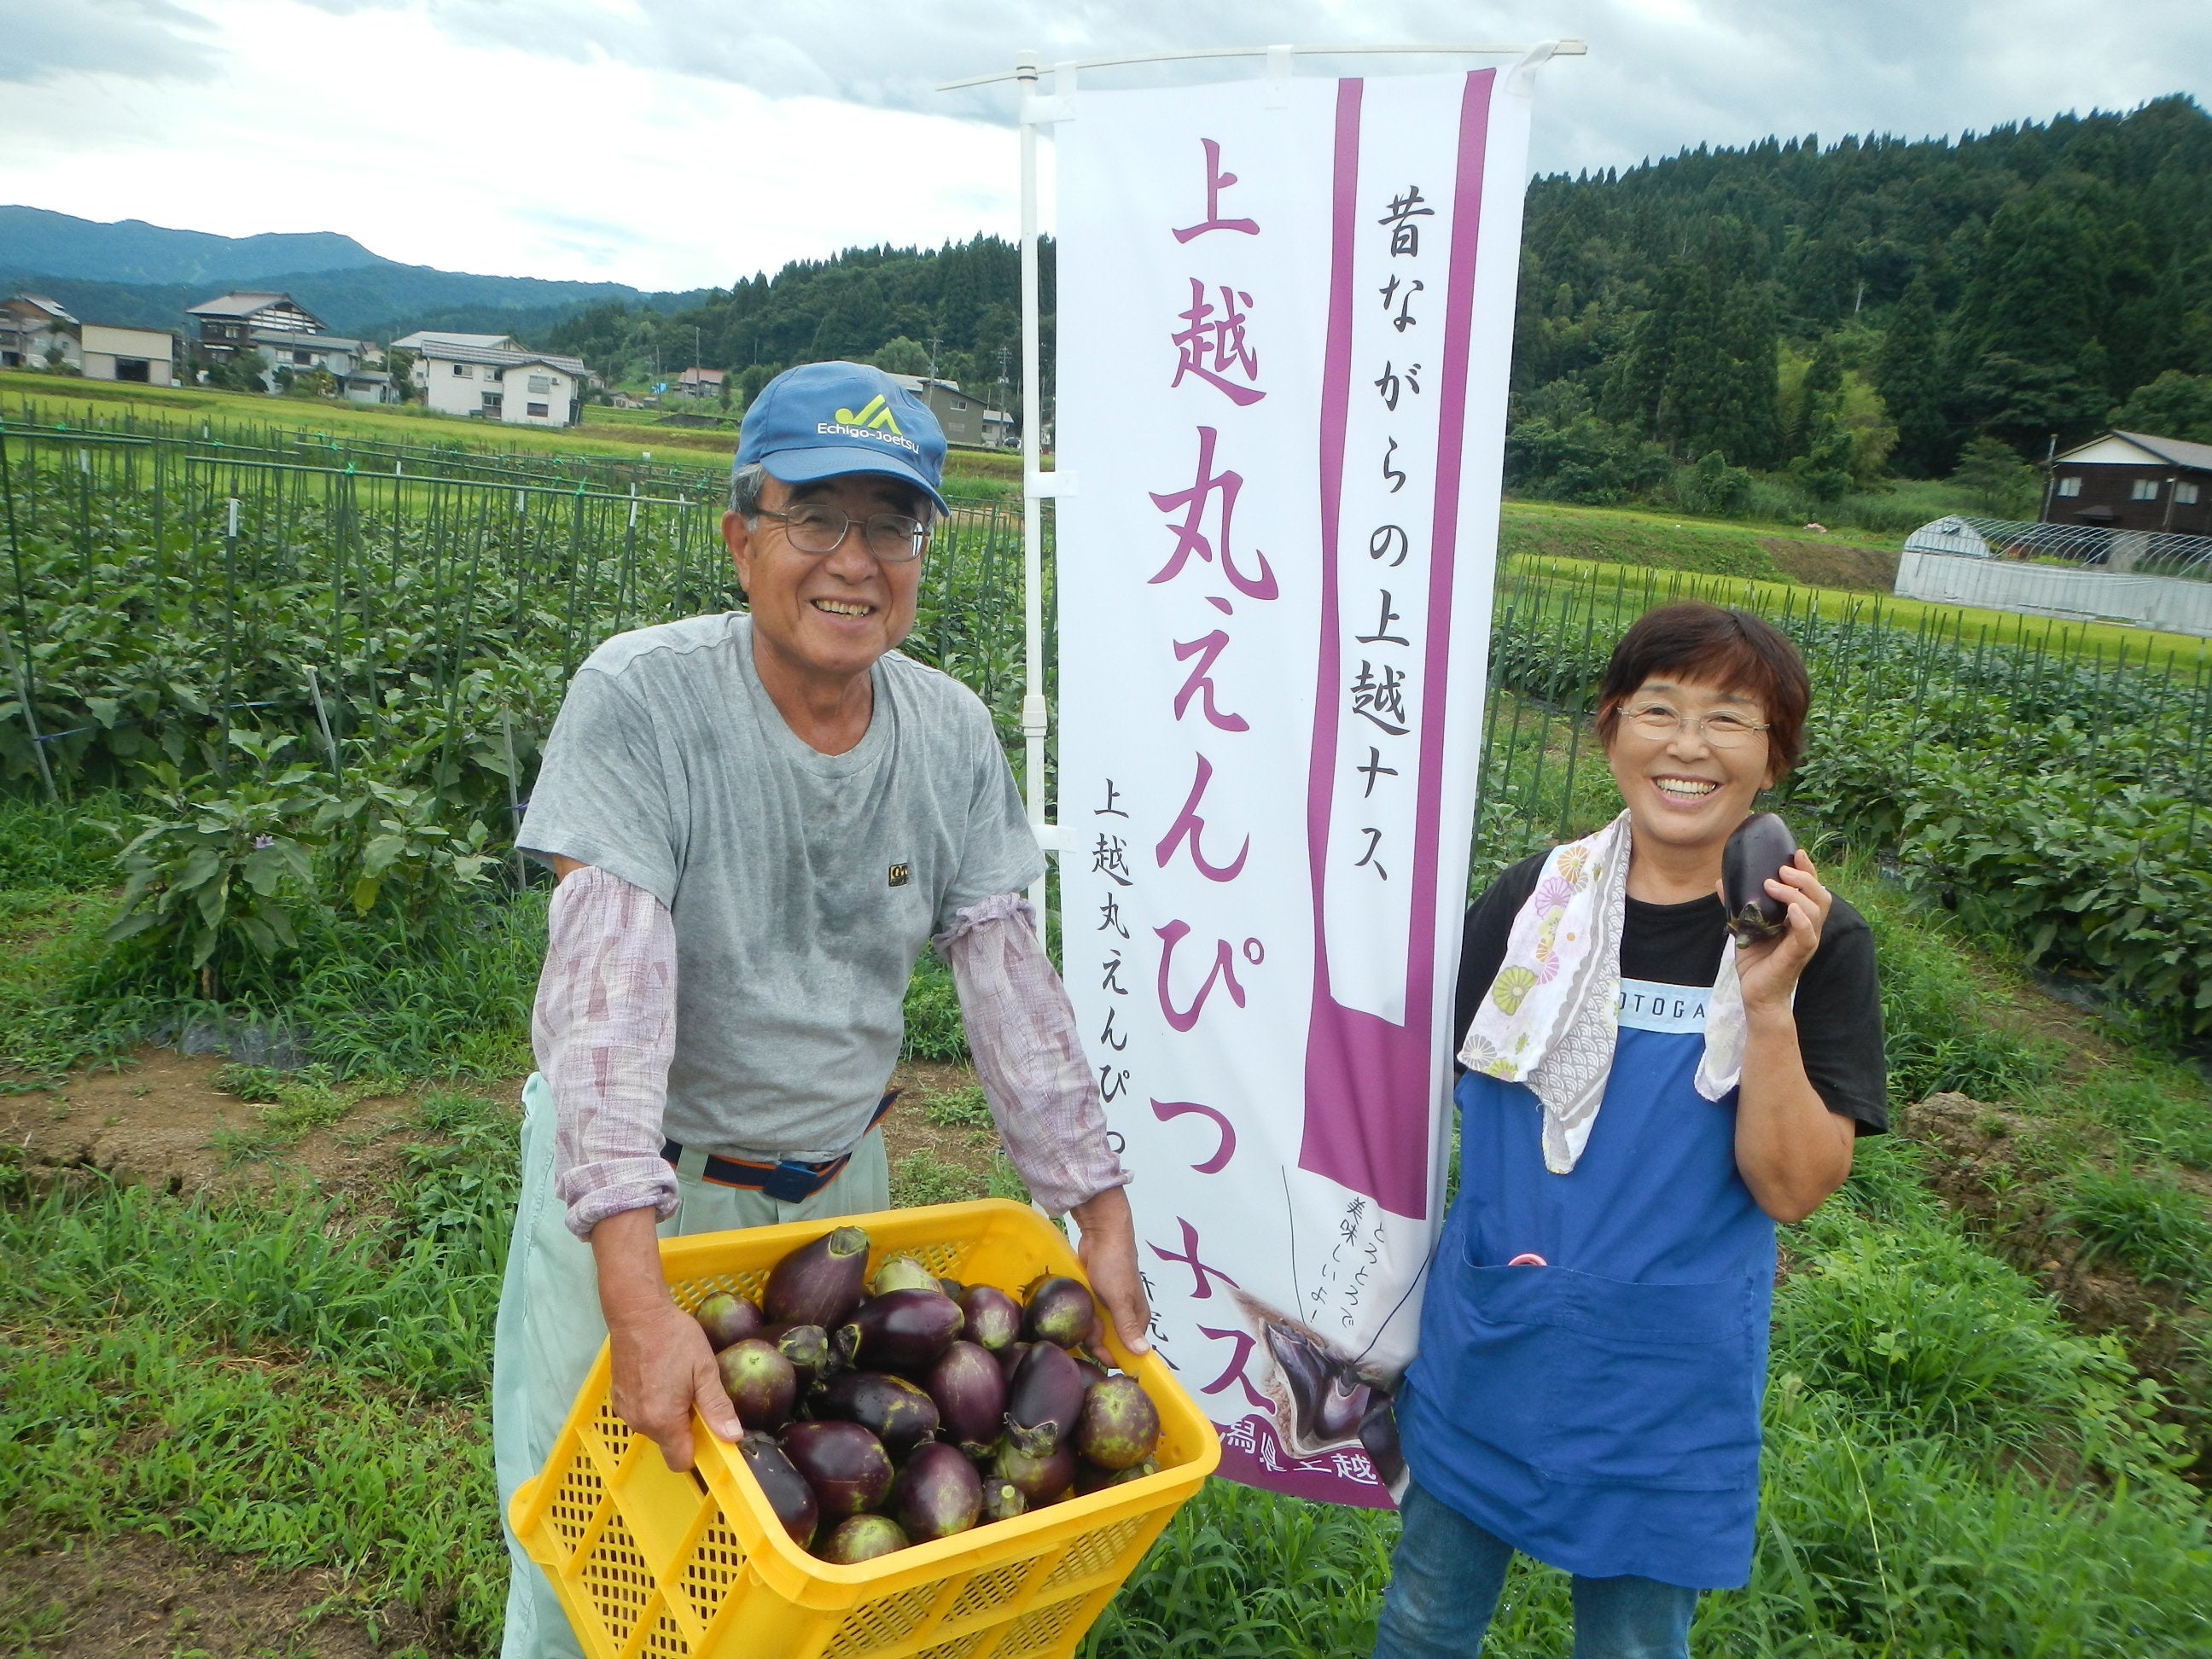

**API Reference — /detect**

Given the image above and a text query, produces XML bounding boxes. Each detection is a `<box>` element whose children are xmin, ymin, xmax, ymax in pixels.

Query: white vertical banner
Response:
<box><xmin>1057</xmin><ymin>66</ymin><xmax>1534</xmax><ymax>1506</ymax></box>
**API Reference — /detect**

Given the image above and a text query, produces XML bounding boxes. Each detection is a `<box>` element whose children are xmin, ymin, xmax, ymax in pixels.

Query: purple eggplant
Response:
<box><xmin>834</xmin><ymin>1287</ymin><xmax>963</xmax><ymax>1371</ymax></box>
<box><xmin>1722</xmin><ymin>812</ymin><xmax>1797</xmax><ymax>946</ymax></box>
<box><xmin>1073</xmin><ymin>1374</ymin><xmax>1161</xmax><ymax>1470</ymax></box>
<box><xmin>869</xmin><ymin>1254</ymin><xmax>940</xmax><ymax>1297</ymax></box>
<box><xmin>1021</xmin><ymin>1275</ymin><xmax>1097</xmax><ymax>1349</ymax></box>
<box><xmin>1074</xmin><ymin>1454</ymin><xmax>1158</xmax><ymax>1496</ymax></box>
<box><xmin>694</xmin><ymin>1291</ymin><xmax>763</xmax><ymax>1352</ymax></box>
<box><xmin>760</xmin><ymin>1321</ymin><xmax>832</xmax><ymax>1383</ymax></box>
<box><xmin>780</xmin><ymin>1419</ymin><xmax>894</xmax><ymax>1518</ymax></box>
<box><xmin>1004</xmin><ymin>1339</ymin><xmax>1086</xmax><ymax>1457</ymax></box>
<box><xmin>716</xmin><ymin>1338</ymin><xmax>799</xmax><ymax>1432</ymax></box>
<box><xmin>958</xmin><ymin>1285</ymin><xmax>1022</xmax><ymax>1352</ymax></box>
<box><xmin>992</xmin><ymin>1438</ymin><xmax>1076</xmax><ymax>1505</ymax></box>
<box><xmin>738</xmin><ymin>1432</ymin><xmax>818</xmax><ymax>1549</ymax></box>
<box><xmin>1071</xmin><ymin>1354</ymin><xmax>1109</xmax><ymax>1391</ymax></box>
<box><xmin>926</xmin><ymin>1341</ymin><xmax>1008</xmax><ymax>1455</ymax></box>
<box><xmin>817</xmin><ymin>1513</ymin><xmax>908</xmax><ymax>1563</ymax></box>
<box><xmin>892</xmin><ymin>1441</ymin><xmax>984</xmax><ymax>1542</ymax></box>
<box><xmin>815</xmin><ymin>1371</ymin><xmax>940</xmax><ymax>1457</ymax></box>
<box><xmin>765</xmin><ymin>1225</ymin><xmax>871</xmax><ymax>1329</ymax></box>
<box><xmin>996</xmin><ymin>1340</ymin><xmax>1032</xmax><ymax>1382</ymax></box>
<box><xmin>936</xmin><ymin>1277</ymin><xmax>967</xmax><ymax>1301</ymax></box>
<box><xmin>978</xmin><ymin>1476</ymin><xmax>1027</xmax><ymax>1524</ymax></box>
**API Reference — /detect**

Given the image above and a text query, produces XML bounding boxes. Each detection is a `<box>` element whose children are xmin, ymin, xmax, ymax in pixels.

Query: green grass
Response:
<box><xmin>900</xmin><ymin>948</ymin><xmax>969</xmax><ymax>1061</ymax></box>
<box><xmin>2</xmin><ymin>371</ymin><xmax>1024</xmax><ymax>492</ymax></box>
<box><xmin>1511</xmin><ymin>550</ymin><xmax>2212</xmax><ymax>671</ymax></box>
<box><xmin>2054</xmin><ymin>1166</ymin><xmax>2212</xmax><ymax>1292</ymax></box>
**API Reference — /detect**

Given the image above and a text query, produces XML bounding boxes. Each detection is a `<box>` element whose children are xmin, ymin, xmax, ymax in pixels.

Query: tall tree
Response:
<box><xmin>1877</xmin><ymin>273</ymin><xmax>1951</xmax><ymax>475</ymax></box>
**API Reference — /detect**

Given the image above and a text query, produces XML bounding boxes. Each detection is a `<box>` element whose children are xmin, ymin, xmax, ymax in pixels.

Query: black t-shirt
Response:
<box><xmin>1452</xmin><ymin>850</ymin><xmax>1889</xmax><ymax>1134</ymax></box>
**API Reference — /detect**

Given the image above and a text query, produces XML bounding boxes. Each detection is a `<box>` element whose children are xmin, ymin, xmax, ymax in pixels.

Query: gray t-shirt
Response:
<box><xmin>520</xmin><ymin>613</ymin><xmax>1043</xmax><ymax>1160</ymax></box>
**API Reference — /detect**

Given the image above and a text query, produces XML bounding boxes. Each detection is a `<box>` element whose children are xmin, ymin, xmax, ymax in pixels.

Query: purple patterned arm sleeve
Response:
<box><xmin>935</xmin><ymin>893</ymin><xmax>1130</xmax><ymax>1217</ymax></box>
<box><xmin>532</xmin><ymin>864</ymin><xmax>681</xmax><ymax>1239</ymax></box>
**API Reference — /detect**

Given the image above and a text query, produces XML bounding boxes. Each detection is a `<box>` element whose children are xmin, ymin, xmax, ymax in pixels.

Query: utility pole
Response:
<box><xmin>927</xmin><ymin>335</ymin><xmax>941</xmax><ymax>381</ymax></box>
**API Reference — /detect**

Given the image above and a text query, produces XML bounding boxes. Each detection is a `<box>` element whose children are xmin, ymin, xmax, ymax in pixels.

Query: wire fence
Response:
<box><xmin>0</xmin><ymin>419</ymin><xmax>1027</xmax><ymax>816</ymax></box>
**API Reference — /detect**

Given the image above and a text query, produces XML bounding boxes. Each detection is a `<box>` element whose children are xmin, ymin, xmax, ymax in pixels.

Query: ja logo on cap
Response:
<box><xmin>833</xmin><ymin>394</ymin><xmax>903</xmax><ymax>435</ymax></box>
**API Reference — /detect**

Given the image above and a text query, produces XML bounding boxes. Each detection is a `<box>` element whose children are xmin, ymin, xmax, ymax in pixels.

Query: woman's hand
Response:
<box><xmin>1723</xmin><ymin>849</ymin><xmax>1831</xmax><ymax>1014</ymax></box>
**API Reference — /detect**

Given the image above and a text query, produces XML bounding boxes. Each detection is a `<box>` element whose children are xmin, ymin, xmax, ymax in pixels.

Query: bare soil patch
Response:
<box><xmin>3</xmin><ymin>1051</ymin><xmax>428</xmax><ymax>1202</ymax></box>
<box><xmin>0</xmin><ymin>1534</ymin><xmax>438</xmax><ymax>1658</ymax></box>
<box><xmin>1760</xmin><ymin>537</ymin><xmax>1900</xmax><ymax>591</ymax></box>
<box><xmin>6</xmin><ymin>1048</ymin><xmax>996</xmax><ymax>1208</ymax></box>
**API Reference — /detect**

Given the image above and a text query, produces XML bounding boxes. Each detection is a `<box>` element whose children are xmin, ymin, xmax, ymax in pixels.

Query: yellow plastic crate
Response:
<box><xmin>509</xmin><ymin>1198</ymin><xmax>1220</xmax><ymax>1659</ymax></box>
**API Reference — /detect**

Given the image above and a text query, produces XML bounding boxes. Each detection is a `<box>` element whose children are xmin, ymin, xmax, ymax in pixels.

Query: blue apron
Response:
<box><xmin>1397</xmin><ymin>980</ymin><xmax>1773</xmax><ymax>1589</ymax></box>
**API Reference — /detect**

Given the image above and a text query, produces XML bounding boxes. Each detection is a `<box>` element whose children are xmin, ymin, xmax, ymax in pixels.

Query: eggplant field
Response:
<box><xmin>3</xmin><ymin>399</ymin><xmax>2209</xmax><ymax>1656</ymax></box>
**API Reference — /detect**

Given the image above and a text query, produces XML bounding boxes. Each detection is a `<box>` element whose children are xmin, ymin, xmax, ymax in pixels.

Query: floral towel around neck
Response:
<box><xmin>1458</xmin><ymin>810</ymin><xmax>1746</xmax><ymax>1173</ymax></box>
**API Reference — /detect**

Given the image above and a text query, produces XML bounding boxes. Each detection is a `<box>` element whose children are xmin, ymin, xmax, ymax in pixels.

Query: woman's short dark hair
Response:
<box><xmin>1593</xmin><ymin>602</ymin><xmax>1812</xmax><ymax>776</ymax></box>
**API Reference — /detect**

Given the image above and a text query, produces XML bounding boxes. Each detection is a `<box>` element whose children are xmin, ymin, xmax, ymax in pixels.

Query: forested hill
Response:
<box><xmin>1511</xmin><ymin>93</ymin><xmax>2212</xmax><ymax>492</ymax></box>
<box><xmin>550</xmin><ymin>95</ymin><xmax>2210</xmax><ymax>511</ymax></box>
<box><xmin>546</xmin><ymin>235</ymin><xmax>1031</xmax><ymax>414</ymax></box>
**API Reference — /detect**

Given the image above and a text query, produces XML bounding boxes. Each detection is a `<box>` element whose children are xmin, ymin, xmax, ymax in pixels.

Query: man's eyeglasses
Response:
<box><xmin>1621</xmin><ymin>702</ymin><xmax>1770</xmax><ymax>748</ymax></box>
<box><xmin>755</xmin><ymin>504</ymin><xmax>928</xmax><ymax>562</ymax></box>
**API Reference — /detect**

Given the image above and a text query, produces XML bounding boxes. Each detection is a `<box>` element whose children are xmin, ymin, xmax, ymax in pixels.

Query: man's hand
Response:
<box><xmin>592</xmin><ymin>1208</ymin><xmax>741</xmax><ymax>1471</ymax></box>
<box><xmin>1069</xmin><ymin>1185</ymin><xmax>1152</xmax><ymax>1357</ymax></box>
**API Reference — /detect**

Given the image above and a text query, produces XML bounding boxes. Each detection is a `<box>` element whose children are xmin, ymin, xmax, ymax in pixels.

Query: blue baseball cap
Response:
<box><xmin>736</xmin><ymin>360</ymin><xmax>949</xmax><ymax>514</ymax></box>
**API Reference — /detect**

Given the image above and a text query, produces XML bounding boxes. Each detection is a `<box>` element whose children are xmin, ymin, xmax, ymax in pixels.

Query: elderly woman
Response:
<box><xmin>1373</xmin><ymin>603</ymin><xmax>1888</xmax><ymax>1659</ymax></box>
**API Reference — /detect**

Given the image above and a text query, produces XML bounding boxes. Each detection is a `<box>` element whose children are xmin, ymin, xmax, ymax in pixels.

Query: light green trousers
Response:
<box><xmin>492</xmin><ymin>1072</ymin><xmax>890</xmax><ymax>1659</ymax></box>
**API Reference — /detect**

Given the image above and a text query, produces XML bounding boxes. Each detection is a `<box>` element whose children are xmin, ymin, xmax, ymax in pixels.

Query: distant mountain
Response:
<box><xmin>0</xmin><ymin>207</ymin><xmax>704</xmax><ymax>343</ymax></box>
<box><xmin>0</xmin><ymin>207</ymin><xmax>384</xmax><ymax>286</ymax></box>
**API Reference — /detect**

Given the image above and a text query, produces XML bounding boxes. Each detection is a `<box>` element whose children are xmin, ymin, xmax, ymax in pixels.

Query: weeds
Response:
<box><xmin>2054</xmin><ymin>1165</ymin><xmax>2212</xmax><ymax>1291</ymax></box>
<box><xmin>901</xmin><ymin>948</ymin><xmax>968</xmax><ymax>1061</ymax></box>
<box><xmin>921</xmin><ymin>1084</ymin><xmax>993</xmax><ymax>1132</ymax></box>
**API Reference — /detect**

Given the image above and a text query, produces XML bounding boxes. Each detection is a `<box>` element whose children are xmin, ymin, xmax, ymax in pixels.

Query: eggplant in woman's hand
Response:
<box><xmin>1722</xmin><ymin>812</ymin><xmax>1798</xmax><ymax>946</ymax></box>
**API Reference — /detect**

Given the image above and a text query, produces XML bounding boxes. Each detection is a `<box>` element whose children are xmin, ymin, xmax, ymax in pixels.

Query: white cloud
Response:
<box><xmin>2</xmin><ymin>0</ymin><xmax>2207</xmax><ymax>292</ymax></box>
<box><xmin>0</xmin><ymin>0</ymin><xmax>223</xmax><ymax>84</ymax></box>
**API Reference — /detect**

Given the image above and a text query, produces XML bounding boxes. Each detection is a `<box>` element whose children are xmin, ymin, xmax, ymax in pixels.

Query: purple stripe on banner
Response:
<box><xmin>1299</xmin><ymin>71</ymin><xmax>1494</xmax><ymax>1220</ymax></box>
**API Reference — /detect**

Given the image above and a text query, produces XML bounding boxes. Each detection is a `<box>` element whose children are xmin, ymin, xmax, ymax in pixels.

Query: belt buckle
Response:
<box><xmin>760</xmin><ymin>1161</ymin><xmax>822</xmax><ymax>1205</ymax></box>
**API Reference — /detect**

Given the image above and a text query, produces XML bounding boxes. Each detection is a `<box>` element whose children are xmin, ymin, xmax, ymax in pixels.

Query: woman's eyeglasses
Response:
<box><xmin>1621</xmin><ymin>702</ymin><xmax>1770</xmax><ymax>748</ymax></box>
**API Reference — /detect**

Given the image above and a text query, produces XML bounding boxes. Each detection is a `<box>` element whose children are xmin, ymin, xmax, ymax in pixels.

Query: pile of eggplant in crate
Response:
<box><xmin>695</xmin><ymin>1225</ymin><xmax>1162</xmax><ymax>1563</ymax></box>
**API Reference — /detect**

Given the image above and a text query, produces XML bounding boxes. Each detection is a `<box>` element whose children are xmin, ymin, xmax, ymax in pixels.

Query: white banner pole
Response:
<box><xmin>1016</xmin><ymin>52</ymin><xmax>1051</xmax><ymax>938</ymax></box>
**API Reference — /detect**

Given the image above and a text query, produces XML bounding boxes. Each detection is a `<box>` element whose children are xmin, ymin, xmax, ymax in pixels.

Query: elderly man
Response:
<box><xmin>492</xmin><ymin>361</ymin><xmax>1145</xmax><ymax>1657</ymax></box>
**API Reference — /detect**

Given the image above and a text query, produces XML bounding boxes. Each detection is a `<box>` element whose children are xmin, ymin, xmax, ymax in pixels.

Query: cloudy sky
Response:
<box><xmin>3</xmin><ymin>0</ymin><xmax>2208</xmax><ymax>293</ymax></box>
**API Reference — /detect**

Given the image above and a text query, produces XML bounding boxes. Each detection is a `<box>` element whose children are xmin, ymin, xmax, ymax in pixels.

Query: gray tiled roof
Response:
<box><xmin>413</xmin><ymin>340</ymin><xmax>591</xmax><ymax>377</ymax></box>
<box><xmin>2112</xmin><ymin>429</ymin><xmax>2212</xmax><ymax>473</ymax></box>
